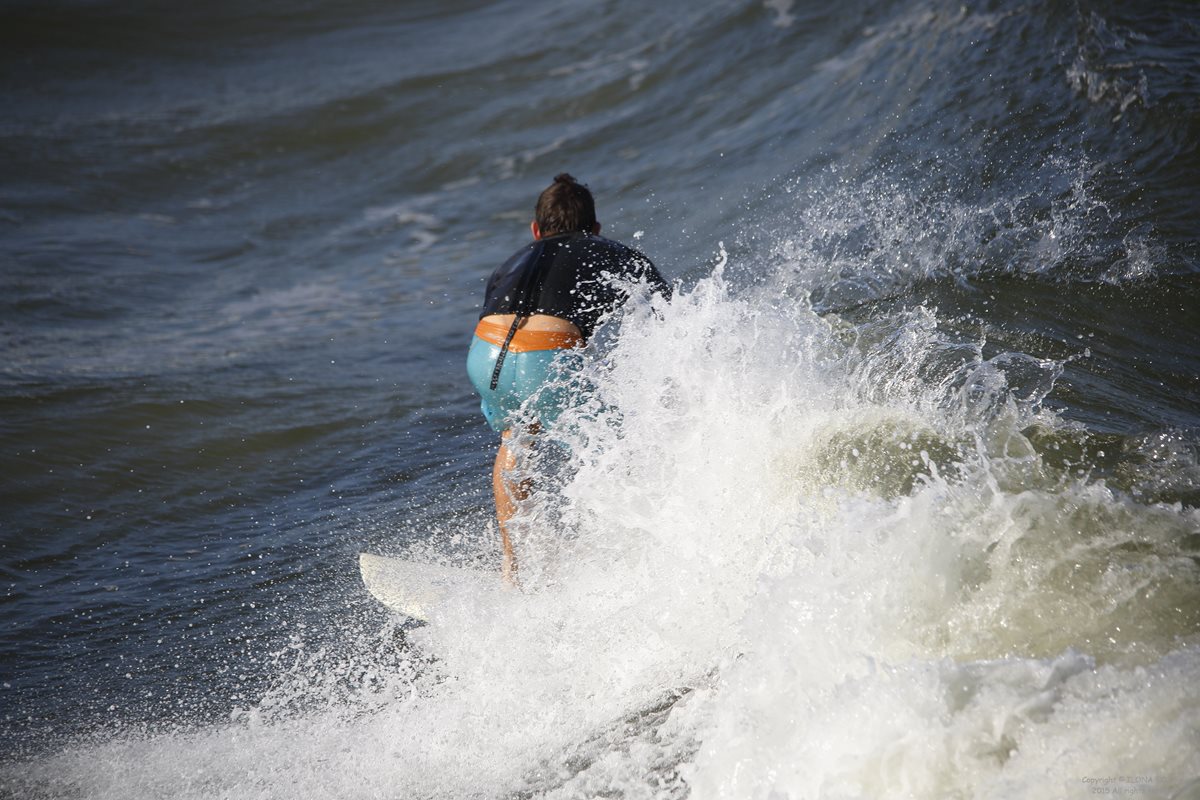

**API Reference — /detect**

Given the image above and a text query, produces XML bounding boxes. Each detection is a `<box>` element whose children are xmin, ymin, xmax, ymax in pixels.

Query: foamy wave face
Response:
<box><xmin>507</xmin><ymin>252</ymin><xmax>1199</xmax><ymax>796</ymax></box>
<box><xmin>7</xmin><ymin>231</ymin><xmax>1198</xmax><ymax>799</ymax></box>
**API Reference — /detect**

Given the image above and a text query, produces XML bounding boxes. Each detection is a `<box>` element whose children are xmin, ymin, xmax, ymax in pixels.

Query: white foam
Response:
<box><xmin>763</xmin><ymin>0</ymin><xmax>796</xmax><ymax>30</ymax></box>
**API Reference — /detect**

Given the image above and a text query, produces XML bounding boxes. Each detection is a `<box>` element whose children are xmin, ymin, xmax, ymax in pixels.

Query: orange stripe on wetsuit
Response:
<box><xmin>474</xmin><ymin>319</ymin><xmax>582</xmax><ymax>353</ymax></box>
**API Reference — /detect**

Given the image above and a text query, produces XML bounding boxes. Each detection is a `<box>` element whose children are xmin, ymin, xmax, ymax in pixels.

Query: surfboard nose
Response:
<box><xmin>359</xmin><ymin>553</ymin><xmax>495</xmax><ymax>623</ymax></box>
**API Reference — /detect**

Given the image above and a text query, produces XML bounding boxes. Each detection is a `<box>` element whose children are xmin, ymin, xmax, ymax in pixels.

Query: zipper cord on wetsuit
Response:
<box><xmin>488</xmin><ymin>240</ymin><xmax>555</xmax><ymax>391</ymax></box>
<box><xmin>489</xmin><ymin>315</ymin><xmax>523</xmax><ymax>391</ymax></box>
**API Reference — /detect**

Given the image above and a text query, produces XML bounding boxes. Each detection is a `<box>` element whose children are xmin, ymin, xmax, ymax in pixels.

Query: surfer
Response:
<box><xmin>467</xmin><ymin>174</ymin><xmax>670</xmax><ymax>582</ymax></box>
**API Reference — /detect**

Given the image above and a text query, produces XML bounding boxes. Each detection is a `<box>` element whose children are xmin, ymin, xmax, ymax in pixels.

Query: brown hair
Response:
<box><xmin>534</xmin><ymin>173</ymin><xmax>596</xmax><ymax>236</ymax></box>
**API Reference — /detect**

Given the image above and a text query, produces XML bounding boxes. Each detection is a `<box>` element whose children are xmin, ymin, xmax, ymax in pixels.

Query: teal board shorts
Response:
<box><xmin>466</xmin><ymin>323</ymin><xmax>583</xmax><ymax>433</ymax></box>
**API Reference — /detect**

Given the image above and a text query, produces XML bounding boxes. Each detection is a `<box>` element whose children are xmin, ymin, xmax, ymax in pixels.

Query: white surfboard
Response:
<box><xmin>359</xmin><ymin>552</ymin><xmax>498</xmax><ymax>622</ymax></box>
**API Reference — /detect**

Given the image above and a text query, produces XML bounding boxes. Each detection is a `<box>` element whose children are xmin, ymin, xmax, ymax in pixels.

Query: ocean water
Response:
<box><xmin>2</xmin><ymin>0</ymin><xmax>1199</xmax><ymax>797</ymax></box>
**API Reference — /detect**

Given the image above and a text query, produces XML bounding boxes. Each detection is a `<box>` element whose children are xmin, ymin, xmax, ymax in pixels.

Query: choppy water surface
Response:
<box><xmin>2</xmin><ymin>0</ymin><xmax>1199</xmax><ymax>797</ymax></box>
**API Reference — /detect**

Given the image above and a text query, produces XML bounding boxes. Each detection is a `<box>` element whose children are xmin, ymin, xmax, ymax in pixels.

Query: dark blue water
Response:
<box><xmin>2</xmin><ymin>0</ymin><xmax>1198</xmax><ymax>796</ymax></box>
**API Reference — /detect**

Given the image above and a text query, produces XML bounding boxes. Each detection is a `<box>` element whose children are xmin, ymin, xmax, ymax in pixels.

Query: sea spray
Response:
<box><xmin>507</xmin><ymin>240</ymin><xmax>1199</xmax><ymax>796</ymax></box>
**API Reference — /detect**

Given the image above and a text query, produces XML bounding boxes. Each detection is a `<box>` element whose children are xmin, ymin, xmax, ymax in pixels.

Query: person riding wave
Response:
<box><xmin>467</xmin><ymin>174</ymin><xmax>671</xmax><ymax>582</ymax></box>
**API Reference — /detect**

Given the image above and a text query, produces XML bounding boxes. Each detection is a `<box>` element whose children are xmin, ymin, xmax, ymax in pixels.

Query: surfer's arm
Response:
<box><xmin>643</xmin><ymin>261</ymin><xmax>672</xmax><ymax>302</ymax></box>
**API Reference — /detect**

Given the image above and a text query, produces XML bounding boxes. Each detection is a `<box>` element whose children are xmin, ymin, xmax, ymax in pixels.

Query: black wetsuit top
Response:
<box><xmin>480</xmin><ymin>232</ymin><xmax>670</xmax><ymax>343</ymax></box>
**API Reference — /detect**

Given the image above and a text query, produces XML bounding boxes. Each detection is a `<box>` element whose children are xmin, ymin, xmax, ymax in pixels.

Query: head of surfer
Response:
<box><xmin>531</xmin><ymin>173</ymin><xmax>602</xmax><ymax>240</ymax></box>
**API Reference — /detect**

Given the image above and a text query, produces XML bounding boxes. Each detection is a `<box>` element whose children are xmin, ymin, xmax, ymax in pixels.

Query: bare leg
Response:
<box><xmin>492</xmin><ymin>430</ymin><xmax>530</xmax><ymax>585</ymax></box>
